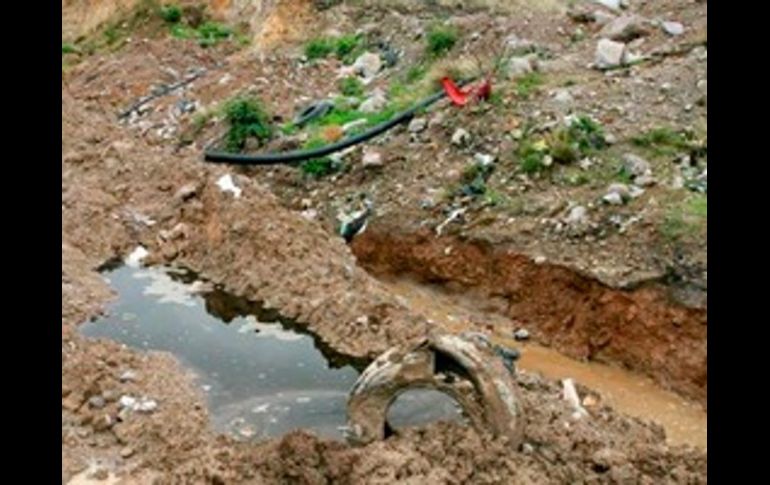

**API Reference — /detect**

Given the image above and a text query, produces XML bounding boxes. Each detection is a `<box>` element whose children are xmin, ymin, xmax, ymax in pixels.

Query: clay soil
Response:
<box><xmin>62</xmin><ymin>0</ymin><xmax>707</xmax><ymax>482</ymax></box>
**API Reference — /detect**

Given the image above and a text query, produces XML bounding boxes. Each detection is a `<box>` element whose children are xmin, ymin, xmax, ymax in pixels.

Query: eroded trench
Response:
<box><xmin>350</xmin><ymin>227</ymin><xmax>707</xmax><ymax>449</ymax></box>
<box><xmin>80</xmin><ymin>220</ymin><xmax>707</xmax><ymax>450</ymax></box>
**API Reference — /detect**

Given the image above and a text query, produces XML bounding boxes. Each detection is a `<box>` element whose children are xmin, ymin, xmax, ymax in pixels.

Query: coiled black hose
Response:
<box><xmin>203</xmin><ymin>80</ymin><xmax>472</xmax><ymax>166</ymax></box>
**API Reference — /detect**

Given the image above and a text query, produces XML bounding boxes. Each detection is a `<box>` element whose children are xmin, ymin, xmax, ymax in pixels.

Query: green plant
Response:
<box><xmin>426</xmin><ymin>25</ymin><xmax>458</xmax><ymax>57</ymax></box>
<box><xmin>160</xmin><ymin>4</ymin><xmax>182</xmax><ymax>23</ymax></box>
<box><xmin>334</xmin><ymin>34</ymin><xmax>361</xmax><ymax>63</ymax></box>
<box><xmin>660</xmin><ymin>194</ymin><xmax>707</xmax><ymax>241</ymax></box>
<box><xmin>62</xmin><ymin>43</ymin><xmax>78</xmax><ymax>54</ymax></box>
<box><xmin>632</xmin><ymin>127</ymin><xmax>695</xmax><ymax>157</ymax></box>
<box><xmin>339</xmin><ymin>76</ymin><xmax>364</xmax><ymax>97</ymax></box>
<box><xmin>517</xmin><ymin>139</ymin><xmax>548</xmax><ymax>174</ymax></box>
<box><xmin>196</xmin><ymin>22</ymin><xmax>232</xmax><ymax>47</ymax></box>
<box><xmin>223</xmin><ymin>97</ymin><xmax>272</xmax><ymax>152</ymax></box>
<box><xmin>515</xmin><ymin>72</ymin><xmax>543</xmax><ymax>98</ymax></box>
<box><xmin>305</xmin><ymin>37</ymin><xmax>335</xmax><ymax>60</ymax></box>
<box><xmin>406</xmin><ymin>64</ymin><xmax>428</xmax><ymax>83</ymax></box>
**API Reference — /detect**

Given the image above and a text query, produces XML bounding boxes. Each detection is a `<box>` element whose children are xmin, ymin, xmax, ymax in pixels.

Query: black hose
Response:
<box><xmin>203</xmin><ymin>82</ymin><xmax>469</xmax><ymax>166</ymax></box>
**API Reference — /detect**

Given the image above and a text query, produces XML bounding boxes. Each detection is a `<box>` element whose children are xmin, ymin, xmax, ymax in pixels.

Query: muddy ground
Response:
<box><xmin>63</xmin><ymin>0</ymin><xmax>707</xmax><ymax>482</ymax></box>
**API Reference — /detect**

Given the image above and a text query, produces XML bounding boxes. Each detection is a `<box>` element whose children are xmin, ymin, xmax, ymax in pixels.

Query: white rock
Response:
<box><xmin>622</xmin><ymin>153</ymin><xmax>651</xmax><ymax>177</ymax></box>
<box><xmin>565</xmin><ymin>206</ymin><xmax>588</xmax><ymax>225</ymax></box>
<box><xmin>408</xmin><ymin>117</ymin><xmax>427</xmax><ymax>133</ymax></box>
<box><xmin>662</xmin><ymin>21</ymin><xmax>684</xmax><ymax>36</ymax></box>
<box><xmin>593</xmin><ymin>10</ymin><xmax>616</xmax><ymax>26</ymax></box>
<box><xmin>553</xmin><ymin>89</ymin><xmax>574</xmax><ymax>104</ymax></box>
<box><xmin>473</xmin><ymin>153</ymin><xmax>495</xmax><ymax>166</ymax></box>
<box><xmin>595</xmin><ymin>39</ymin><xmax>626</xmax><ymax>70</ymax></box>
<box><xmin>119</xmin><ymin>370</ymin><xmax>138</xmax><ymax>382</ymax></box>
<box><xmin>514</xmin><ymin>328</ymin><xmax>531</xmax><ymax>341</ymax></box>
<box><xmin>362</xmin><ymin>150</ymin><xmax>383</xmax><ymax>168</ymax></box>
<box><xmin>216</xmin><ymin>174</ymin><xmax>242</xmax><ymax>198</ymax></box>
<box><xmin>451</xmin><ymin>128</ymin><xmax>471</xmax><ymax>146</ymax></box>
<box><xmin>359</xmin><ymin>90</ymin><xmax>387</xmax><ymax>113</ymax></box>
<box><xmin>603</xmin><ymin>192</ymin><xmax>624</xmax><ymax>205</ymax></box>
<box><xmin>119</xmin><ymin>396</ymin><xmax>137</xmax><ymax>409</ymax></box>
<box><xmin>352</xmin><ymin>52</ymin><xmax>382</xmax><ymax>79</ymax></box>
<box><xmin>562</xmin><ymin>378</ymin><xmax>589</xmax><ymax>418</ymax></box>
<box><xmin>593</xmin><ymin>0</ymin><xmax>621</xmax><ymax>10</ymax></box>
<box><xmin>607</xmin><ymin>183</ymin><xmax>632</xmax><ymax>200</ymax></box>
<box><xmin>136</xmin><ymin>399</ymin><xmax>157</xmax><ymax>413</ymax></box>
<box><xmin>600</xmin><ymin>15</ymin><xmax>649</xmax><ymax>42</ymax></box>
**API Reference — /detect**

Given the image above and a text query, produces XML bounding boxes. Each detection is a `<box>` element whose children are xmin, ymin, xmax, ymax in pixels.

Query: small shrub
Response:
<box><xmin>632</xmin><ymin>127</ymin><xmax>694</xmax><ymax>157</ymax></box>
<box><xmin>334</xmin><ymin>34</ymin><xmax>361</xmax><ymax>63</ymax></box>
<box><xmin>305</xmin><ymin>38</ymin><xmax>334</xmax><ymax>60</ymax></box>
<box><xmin>660</xmin><ymin>194</ymin><xmax>707</xmax><ymax>241</ymax></box>
<box><xmin>196</xmin><ymin>22</ymin><xmax>232</xmax><ymax>47</ymax></box>
<box><xmin>339</xmin><ymin>76</ymin><xmax>364</xmax><ymax>97</ymax></box>
<box><xmin>300</xmin><ymin>138</ymin><xmax>339</xmax><ymax>177</ymax></box>
<box><xmin>426</xmin><ymin>26</ymin><xmax>458</xmax><ymax>57</ymax></box>
<box><xmin>223</xmin><ymin>97</ymin><xmax>272</xmax><ymax>152</ymax></box>
<box><xmin>62</xmin><ymin>43</ymin><xmax>78</xmax><ymax>54</ymax></box>
<box><xmin>517</xmin><ymin>139</ymin><xmax>548</xmax><ymax>174</ymax></box>
<box><xmin>160</xmin><ymin>4</ymin><xmax>182</xmax><ymax>23</ymax></box>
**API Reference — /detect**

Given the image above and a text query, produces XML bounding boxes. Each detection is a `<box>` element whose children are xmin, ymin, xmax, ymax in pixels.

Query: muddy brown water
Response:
<box><xmin>79</xmin><ymin>265</ymin><xmax>463</xmax><ymax>441</ymax></box>
<box><xmin>382</xmin><ymin>278</ymin><xmax>707</xmax><ymax>450</ymax></box>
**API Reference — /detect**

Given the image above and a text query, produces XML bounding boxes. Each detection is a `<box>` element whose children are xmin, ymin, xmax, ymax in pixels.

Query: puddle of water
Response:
<box><xmin>381</xmin><ymin>278</ymin><xmax>707</xmax><ymax>450</ymax></box>
<box><xmin>80</xmin><ymin>266</ymin><xmax>462</xmax><ymax>441</ymax></box>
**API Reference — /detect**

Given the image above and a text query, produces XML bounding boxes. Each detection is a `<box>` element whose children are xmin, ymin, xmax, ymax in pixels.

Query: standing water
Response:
<box><xmin>80</xmin><ymin>266</ymin><xmax>463</xmax><ymax>441</ymax></box>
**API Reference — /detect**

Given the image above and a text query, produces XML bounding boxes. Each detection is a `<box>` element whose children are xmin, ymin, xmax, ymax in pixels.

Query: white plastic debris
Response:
<box><xmin>125</xmin><ymin>246</ymin><xmax>149</xmax><ymax>268</ymax></box>
<box><xmin>562</xmin><ymin>378</ymin><xmax>589</xmax><ymax>419</ymax></box>
<box><xmin>216</xmin><ymin>174</ymin><xmax>242</xmax><ymax>198</ymax></box>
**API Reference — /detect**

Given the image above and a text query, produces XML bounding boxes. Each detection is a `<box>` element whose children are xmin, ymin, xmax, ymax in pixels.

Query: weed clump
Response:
<box><xmin>304</xmin><ymin>34</ymin><xmax>362</xmax><ymax>63</ymax></box>
<box><xmin>160</xmin><ymin>4</ymin><xmax>182</xmax><ymax>23</ymax></box>
<box><xmin>426</xmin><ymin>25</ymin><xmax>458</xmax><ymax>57</ymax></box>
<box><xmin>223</xmin><ymin>97</ymin><xmax>272</xmax><ymax>152</ymax></box>
<box><xmin>339</xmin><ymin>76</ymin><xmax>364</xmax><ymax>97</ymax></box>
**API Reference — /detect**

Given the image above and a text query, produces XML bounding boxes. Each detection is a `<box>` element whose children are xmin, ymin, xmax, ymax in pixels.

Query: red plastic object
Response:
<box><xmin>441</xmin><ymin>77</ymin><xmax>492</xmax><ymax>106</ymax></box>
<box><xmin>441</xmin><ymin>77</ymin><xmax>472</xmax><ymax>106</ymax></box>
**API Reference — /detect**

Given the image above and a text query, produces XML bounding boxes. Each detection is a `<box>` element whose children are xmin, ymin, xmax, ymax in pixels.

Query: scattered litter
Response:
<box><xmin>216</xmin><ymin>174</ymin><xmax>242</xmax><ymax>198</ymax></box>
<box><xmin>125</xmin><ymin>246</ymin><xmax>149</xmax><ymax>268</ymax></box>
<box><xmin>436</xmin><ymin>208</ymin><xmax>467</xmax><ymax>236</ymax></box>
<box><xmin>562</xmin><ymin>378</ymin><xmax>589</xmax><ymax>419</ymax></box>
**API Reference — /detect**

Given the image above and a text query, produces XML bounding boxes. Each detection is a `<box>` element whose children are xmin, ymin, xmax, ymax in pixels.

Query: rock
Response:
<box><xmin>607</xmin><ymin>183</ymin><xmax>631</xmax><ymax>201</ymax></box>
<box><xmin>522</xmin><ymin>443</ymin><xmax>535</xmax><ymax>454</ymax></box>
<box><xmin>690</xmin><ymin>46</ymin><xmax>707</xmax><ymax>62</ymax></box>
<box><xmin>622</xmin><ymin>153</ymin><xmax>651</xmax><ymax>178</ymax></box>
<box><xmin>352</xmin><ymin>52</ymin><xmax>382</xmax><ymax>79</ymax></box>
<box><xmin>593</xmin><ymin>0</ymin><xmax>622</xmax><ymax>10</ymax></box>
<box><xmin>593</xmin><ymin>10</ymin><xmax>616</xmax><ymax>26</ymax></box>
<box><xmin>634</xmin><ymin>174</ymin><xmax>656</xmax><ymax>187</ymax></box>
<box><xmin>342</xmin><ymin>118</ymin><xmax>368</xmax><ymax>134</ymax></box>
<box><xmin>602</xmin><ymin>192</ymin><xmax>624</xmax><ymax>205</ymax></box>
<box><xmin>565</xmin><ymin>206</ymin><xmax>588</xmax><ymax>226</ymax></box>
<box><xmin>514</xmin><ymin>328</ymin><xmax>530</xmax><ymax>341</ymax></box>
<box><xmin>662</xmin><ymin>21</ymin><xmax>684</xmax><ymax>36</ymax></box>
<box><xmin>359</xmin><ymin>90</ymin><xmax>387</xmax><ymax>113</ymax></box>
<box><xmin>408</xmin><ymin>117</ymin><xmax>427</xmax><ymax>133</ymax></box>
<box><xmin>136</xmin><ymin>399</ymin><xmax>158</xmax><ymax>413</ymax></box>
<box><xmin>504</xmin><ymin>34</ymin><xmax>536</xmax><ymax>54</ymax></box>
<box><xmin>120</xmin><ymin>447</ymin><xmax>134</xmax><ymax>458</ymax></box>
<box><xmin>119</xmin><ymin>396</ymin><xmax>137</xmax><ymax>410</ymax></box>
<box><xmin>553</xmin><ymin>89</ymin><xmax>574</xmax><ymax>104</ymax></box>
<box><xmin>629</xmin><ymin>185</ymin><xmax>646</xmax><ymax>198</ymax></box>
<box><xmin>119</xmin><ymin>370</ymin><xmax>138</xmax><ymax>382</ymax></box>
<box><xmin>604</xmin><ymin>133</ymin><xmax>617</xmax><ymax>145</ymax></box>
<box><xmin>600</xmin><ymin>15</ymin><xmax>649</xmax><ymax>42</ymax></box>
<box><xmin>451</xmin><ymin>128</ymin><xmax>471</xmax><ymax>146</ymax></box>
<box><xmin>507</xmin><ymin>56</ymin><xmax>534</xmax><ymax>77</ymax></box>
<box><xmin>362</xmin><ymin>150</ymin><xmax>383</xmax><ymax>168</ymax></box>
<box><xmin>534</xmin><ymin>256</ymin><xmax>547</xmax><ymax>265</ymax></box>
<box><xmin>174</xmin><ymin>183</ymin><xmax>198</xmax><ymax>201</ymax></box>
<box><xmin>473</xmin><ymin>153</ymin><xmax>495</xmax><ymax>167</ymax></box>
<box><xmin>88</xmin><ymin>396</ymin><xmax>106</xmax><ymax>409</ymax></box>
<box><xmin>592</xmin><ymin>448</ymin><xmax>628</xmax><ymax>471</ymax></box>
<box><xmin>595</xmin><ymin>39</ymin><xmax>626</xmax><ymax>69</ymax></box>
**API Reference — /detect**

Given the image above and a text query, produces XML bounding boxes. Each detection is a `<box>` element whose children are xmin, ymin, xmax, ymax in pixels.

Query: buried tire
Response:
<box><xmin>346</xmin><ymin>333</ymin><xmax>524</xmax><ymax>448</ymax></box>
